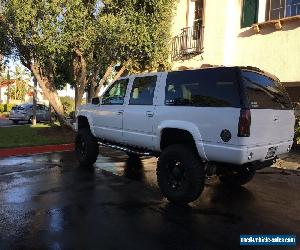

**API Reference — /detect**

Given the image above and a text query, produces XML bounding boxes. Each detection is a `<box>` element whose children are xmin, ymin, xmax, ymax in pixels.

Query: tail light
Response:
<box><xmin>238</xmin><ymin>109</ymin><xmax>251</xmax><ymax>137</ymax></box>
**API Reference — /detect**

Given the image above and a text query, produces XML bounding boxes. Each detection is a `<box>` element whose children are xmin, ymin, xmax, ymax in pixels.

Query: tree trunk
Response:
<box><xmin>75</xmin><ymin>84</ymin><xmax>85</xmax><ymax>111</ymax></box>
<box><xmin>112</xmin><ymin>65</ymin><xmax>126</xmax><ymax>82</ymax></box>
<box><xmin>30</xmin><ymin>64</ymin><xmax>74</xmax><ymax>130</ymax></box>
<box><xmin>32</xmin><ymin>76</ymin><xmax>37</xmax><ymax>125</ymax></box>
<box><xmin>87</xmin><ymin>65</ymin><xmax>101</xmax><ymax>103</ymax></box>
<box><xmin>94</xmin><ymin>62</ymin><xmax>115</xmax><ymax>97</ymax></box>
<box><xmin>73</xmin><ymin>48</ymin><xmax>87</xmax><ymax>111</ymax></box>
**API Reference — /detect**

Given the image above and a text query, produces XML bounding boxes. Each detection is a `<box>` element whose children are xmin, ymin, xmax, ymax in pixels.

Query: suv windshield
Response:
<box><xmin>241</xmin><ymin>70</ymin><xmax>293</xmax><ymax>110</ymax></box>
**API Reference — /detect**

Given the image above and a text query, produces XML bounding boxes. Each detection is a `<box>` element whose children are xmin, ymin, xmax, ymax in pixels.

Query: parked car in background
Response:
<box><xmin>9</xmin><ymin>103</ymin><xmax>54</xmax><ymax>124</ymax></box>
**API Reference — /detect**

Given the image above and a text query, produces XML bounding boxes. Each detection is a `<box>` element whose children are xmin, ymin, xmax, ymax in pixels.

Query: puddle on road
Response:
<box><xmin>0</xmin><ymin>155</ymin><xmax>62</xmax><ymax>166</ymax></box>
<box><xmin>0</xmin><ymin>157</ymin><xmax>33</xmax><ymax>166</ymax></box>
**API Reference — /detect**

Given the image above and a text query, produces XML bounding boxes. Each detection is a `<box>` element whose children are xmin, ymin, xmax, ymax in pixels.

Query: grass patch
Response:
<box><xmin>0</xmin><ymin>123</ymin><xmax>75</xmax><ymax>148</ymax></box>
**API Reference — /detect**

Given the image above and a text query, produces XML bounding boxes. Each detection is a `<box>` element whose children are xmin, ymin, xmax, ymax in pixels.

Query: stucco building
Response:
<box><xmin>171</xmin><ymin>0</ymin><xmax>300</xmax><ymax>104</ymax></box>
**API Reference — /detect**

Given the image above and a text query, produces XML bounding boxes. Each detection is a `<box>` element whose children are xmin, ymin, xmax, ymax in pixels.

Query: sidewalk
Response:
<box><xmin>273</xmin><ymin>149</ymin><xmax>300</xmax><ymax>171</ymax></box>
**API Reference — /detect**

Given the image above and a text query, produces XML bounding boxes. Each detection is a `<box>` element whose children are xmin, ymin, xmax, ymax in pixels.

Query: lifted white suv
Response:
<box><xmin>76</xmin><ymin>66</ymin><xmax>295</xmax><ymax>204</ymax></box>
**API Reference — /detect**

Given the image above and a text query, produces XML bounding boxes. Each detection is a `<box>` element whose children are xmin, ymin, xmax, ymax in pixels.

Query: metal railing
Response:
<box><xmin>171</xmin><ymin>25</ymin><xmax>204</xmax><ymax>61</ymax></box>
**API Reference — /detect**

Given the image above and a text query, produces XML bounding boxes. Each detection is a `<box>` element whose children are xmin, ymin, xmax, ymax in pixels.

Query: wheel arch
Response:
<box><xmin>158</xmin><ymin>120</ymin><xmax>207</xmax><ymax>160</ymax></box>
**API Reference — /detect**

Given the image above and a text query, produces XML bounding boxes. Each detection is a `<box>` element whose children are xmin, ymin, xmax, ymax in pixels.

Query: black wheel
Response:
<box><xmin>75</xmin><ymin>128</ymin><xmax>99</xmax><ymax>166</ymax></box>
<box><xmin>28</xmin><ymin>116</ymin><xmax>33</xmax><ymax>124</ymax></box>
<box><xmin>157</xmin><ymin>144</ymin><xmax>205</xmax><ymax>205</ymax></box>
<box><xmin>218</xmin><ymin>166</ymin><xmax>255</xmax><ymax>186</ymax></box>
<box><xmin>12</xmin><ymin>120</ymin><xmax>18</xmax><ymax>124</ymax></box>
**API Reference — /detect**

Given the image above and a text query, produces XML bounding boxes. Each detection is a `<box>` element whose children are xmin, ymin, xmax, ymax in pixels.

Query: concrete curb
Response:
<box><xmin>0</xmin><ymin>143</ymin><xmax>75</xmax><ymax>158</ymax></box>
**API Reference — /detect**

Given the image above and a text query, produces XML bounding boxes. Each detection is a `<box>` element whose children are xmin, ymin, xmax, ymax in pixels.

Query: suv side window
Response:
<box><xmin>129</xmin><ymin>76</ymin><xmax>157</xmax><ymax>105</ymax></box>
<box><xmin>241</xmin><ymin>70</ymin><xmax>293</xmax><ymax>109</ymax></box>
<box><xmin>102</xmin><ymin>79</ymin><xmax>129</xmax><ymax>105</ymax></box>
<box><xmin>165</xmin><ymin>68</ymin><xmax>241</xmax><ymax>107</ymax></box>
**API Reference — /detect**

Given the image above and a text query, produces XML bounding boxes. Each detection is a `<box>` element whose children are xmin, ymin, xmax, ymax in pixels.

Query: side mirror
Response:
<box><xmin>92</xmin><ymin>97</ymin><xmax>100</xmax><ymax>105</ymax></box>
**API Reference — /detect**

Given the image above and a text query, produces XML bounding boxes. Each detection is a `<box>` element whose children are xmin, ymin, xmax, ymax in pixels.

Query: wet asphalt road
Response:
<box><xmin>0</xmin><ymin>148</ymin><xmax>299</xmax><ymax>250</ymax></box>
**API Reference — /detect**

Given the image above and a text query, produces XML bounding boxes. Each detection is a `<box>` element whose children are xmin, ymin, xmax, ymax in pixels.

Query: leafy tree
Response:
<box><xmin>0</xmin><ymin>0</ymin><xmax>176</xmax><ymax>126</ymax></box>
<box><xmin>7</xmin><ymin>81</ymin><xmax>27</xmax><ymax>101</ymax></box>
<box><xmin>60</xmin><ymin>96</ymin><xmax>75</xmax><ymax>115</ymax></box>
<box><xmin>86</xmin><ymin>0</ymin><xmax>176</xmax><ymax>101</ymax></box>
<box><xmin>6</xmin><ymin>65</ymin><xmax>30</xmax><ymax>101</ymax></box>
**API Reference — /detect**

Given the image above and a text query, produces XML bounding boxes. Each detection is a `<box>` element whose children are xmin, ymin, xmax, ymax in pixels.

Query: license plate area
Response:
<box><xmin>265</xmin><ymin>146</ymin><xmax>277</xmax><ymax>159</ymax></box>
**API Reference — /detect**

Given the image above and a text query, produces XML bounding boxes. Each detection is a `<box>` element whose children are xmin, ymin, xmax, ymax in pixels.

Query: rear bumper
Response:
<box><xmin>9</xmin><ymin>114</ymin><xmax>28</xmax><ymax>121</ymax></box>
<box><xmin>9</xmin><ymin>117</ymin><xmax>27</xmax><ymax>121</ymax></box>
<box><xmin>201</xmin><ymin>140</ymin><xmax>293</xmax><ymax>165</ymax></box>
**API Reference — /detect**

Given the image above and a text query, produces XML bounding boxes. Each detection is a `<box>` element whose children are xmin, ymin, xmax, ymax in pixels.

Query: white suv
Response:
<box><xmin>75</xmin><ymin>66</ymin><xmax>295</xmax><ymax>204</ymax></box>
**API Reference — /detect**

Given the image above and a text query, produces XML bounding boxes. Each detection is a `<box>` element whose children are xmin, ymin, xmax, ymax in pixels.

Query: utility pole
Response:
<box><xmin>32</xmin><ymin>75</ymin><xmax>37</xmax><ymax>125</ymax></box>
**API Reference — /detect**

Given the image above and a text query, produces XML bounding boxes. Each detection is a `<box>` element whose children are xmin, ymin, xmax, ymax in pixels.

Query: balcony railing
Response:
<box><xmin>171</xmin><ymin>25</ymin><xmax>204</xmax><ymax>61</ymax></box>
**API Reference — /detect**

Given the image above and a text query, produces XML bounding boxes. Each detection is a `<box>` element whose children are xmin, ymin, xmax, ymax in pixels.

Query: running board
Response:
<box><xmin>98</xmin><ymin>141</ymin><xmax>153</xmax><ymax>156</ymax></box>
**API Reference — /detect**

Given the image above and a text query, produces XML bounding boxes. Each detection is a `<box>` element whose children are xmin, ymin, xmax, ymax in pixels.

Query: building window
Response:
<box><xmin>241</xmin><ymin>0</ymin><xmax>259</xmax><ymax>28</ymax></box>
<box><xmin>193</xmin><ymin>0</ymin><xmax>203</xmax><ymax>39</ymax></box>
<box><xmin>266</xmin><ymin>0</ymin><xmax>300</xmax><ymax>20</ymax></box>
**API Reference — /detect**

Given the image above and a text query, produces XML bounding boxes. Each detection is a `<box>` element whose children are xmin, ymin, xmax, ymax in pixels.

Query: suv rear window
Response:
<box><xmin>241</xmin><ymin>70</ymin><xmax>293</xmax><ymax>109</ymax></box>
<box><xmin>165</xmin><ymin>68</ymin><xmax>241</xmax><ymax>107</ymax></box>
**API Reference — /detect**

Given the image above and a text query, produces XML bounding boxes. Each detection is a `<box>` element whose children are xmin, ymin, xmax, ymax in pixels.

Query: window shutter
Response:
<box><xmin>241</xmin><ymin>0</ymin><xmax>259</xmax><ymax>28</ymax></box>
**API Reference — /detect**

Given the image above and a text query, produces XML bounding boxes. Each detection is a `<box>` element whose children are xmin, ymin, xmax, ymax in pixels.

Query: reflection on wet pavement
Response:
<box><xmin>0</xmin><ymin>148</ymin><xmax>299</xmax><ymax>249</ymax></box>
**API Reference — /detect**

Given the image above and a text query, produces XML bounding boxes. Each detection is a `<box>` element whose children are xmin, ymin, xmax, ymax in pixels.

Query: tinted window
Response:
<box><xmin>241</xmin><ymin>71</ymin><xmax>293</xmax><ymax>109</ymax></box>
<box><xmin>165</xmin><ymin>68</ymin><xmax>241</xmax><ymax>107</ymax></box>
<box><xmin>18</xmin><ymin>105</ymin><xmax>31</xmax><ymax>110</ymax></box>
<box><xmin>102</xmin><ymin>79</ymin><xmax>129</xmax><ymax>105</ymax></box>
<box><xmin>129</xmin><ymin>76</ymin><xmax>157</xmax><ymax>105</ymax></box>
<box><xmin>37</xmin><ymin>104</ymin><xmax>45</xmax><ymax>110</ymax></box>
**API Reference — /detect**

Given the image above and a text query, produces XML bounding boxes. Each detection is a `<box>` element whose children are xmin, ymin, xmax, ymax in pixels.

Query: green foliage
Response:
<box><xmin>7</xmin><ymin>81</ymin><xmax>28</xmax><ymax>101</ymax></box>
<box><xmin>0</xmin><ymin>104</ymin><xmax>5</xmax><ymax>113</ymax></box>
<box><xmin>60</xmin><ymin>96</ymin><xmax>75</xmax><ymax>115</ymax></box>
<box><xmin>295</xmin><ymin>117</ymin><xmax>300</xmax><ymax>144</ymax></box>
<box><xmin>2</xmin><ymin>103</ymin><xmax>15</xmax><ymax>112</ymax></box>
<box><xmin>100</xmin><ymin>0</ymin><xmax>176</xmax><ymax>72</ymax></box>
<box><xmin>0</xmin><ymin>0</ymin><xmax>177</xmax><ymax>108</ymax></box>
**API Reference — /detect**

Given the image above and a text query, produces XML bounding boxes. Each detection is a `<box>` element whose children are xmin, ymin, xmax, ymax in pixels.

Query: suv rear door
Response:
<box><xmin>122</xmin><ymin>74</ymin><xmax>159</xmax><ymax>149</ymax></box>
<box><xmin>240</xmin><ymin>69</ymin><xmax>295</xmax><ymax>146</ymax></box>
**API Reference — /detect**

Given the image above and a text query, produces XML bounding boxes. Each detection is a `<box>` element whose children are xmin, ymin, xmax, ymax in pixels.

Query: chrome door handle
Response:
<box><xmin>117</xmin><ymin>110</ymin><xmax>124</xmax><ymax>115</ymax></box>
<box><xmin>146</xmin><ymin>111</ymin><xmax>154</xmax><ymax>117</ymax></box>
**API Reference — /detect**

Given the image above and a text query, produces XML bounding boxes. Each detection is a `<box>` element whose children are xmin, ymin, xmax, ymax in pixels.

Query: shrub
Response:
<box><xmin>0</xmin><ymin>104</ymin><xmax>15</xmax><ymax>113</ymax></box>
<box><xmin>60</xmin><ymin>96</ymin><xmax>75</xmax><ymax>115</ymax></box>
<box><xmin>295</xmin><ymin>117</ymin><xmax>300</xmax><ymax>145</ymax></box>
<box><xmin>0</xmin><ymin>104</ymin><xmax>4</xmax><ymax>113</ymax></box>
<box><xmin>3</xmin><ymin>104</ymin><xmax>15</xmax><ymax>112</ymax></box>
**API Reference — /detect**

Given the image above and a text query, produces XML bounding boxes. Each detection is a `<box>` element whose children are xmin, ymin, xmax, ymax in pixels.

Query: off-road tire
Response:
<box><xmin>218</xmin><ymin>166</ymin><xmax>255</xmax><ymax>186</ymax></box>
<box><xmin>75</xmin><ymin>128</ymin><xmax>99</xmax><ymax>166</ymax></box>
<box><xmin>157</xmin><ymin>144</ymin><xmax>205</xmax><ymax>205</ymax></box>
